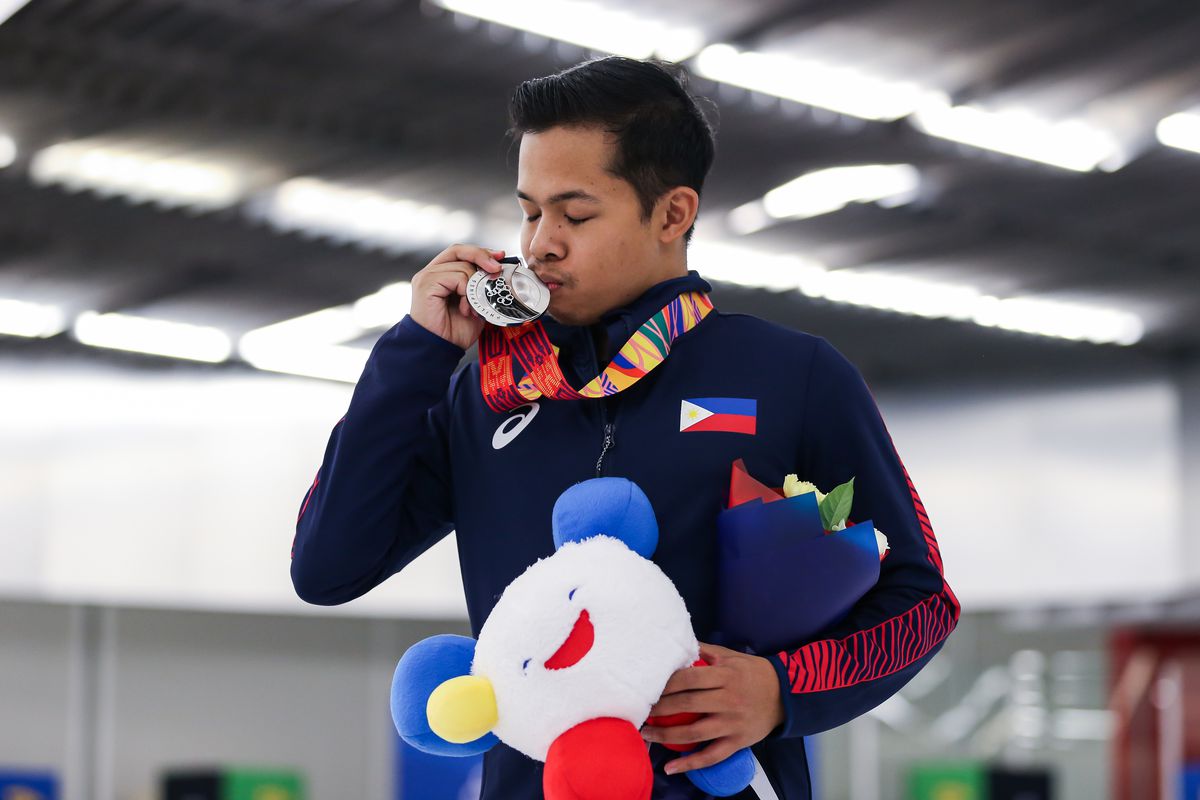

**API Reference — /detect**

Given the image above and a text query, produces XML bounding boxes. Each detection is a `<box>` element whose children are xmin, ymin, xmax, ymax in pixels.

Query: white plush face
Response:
<box><xmin>471</xmin><ymin>536</ymin><xmax>699</xmax><ymax>761</ymax></box>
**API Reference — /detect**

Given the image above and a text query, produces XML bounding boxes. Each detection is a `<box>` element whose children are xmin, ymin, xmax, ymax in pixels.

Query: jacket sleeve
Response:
<box><xmin>765</xmin><ymin>336</ymin><xmax>962</xmax><ymax>739</ymax></box>
<box><xmin>290</xmin><ymin>314</ymin><xmax>467</xmax><ymax>606</ymax></box>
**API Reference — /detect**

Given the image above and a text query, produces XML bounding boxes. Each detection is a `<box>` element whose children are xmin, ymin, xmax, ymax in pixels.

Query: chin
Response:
<box><xmin>547</xmin><ymin>307</ymin><xmax>600</xmax><ymax>327</ymax></box>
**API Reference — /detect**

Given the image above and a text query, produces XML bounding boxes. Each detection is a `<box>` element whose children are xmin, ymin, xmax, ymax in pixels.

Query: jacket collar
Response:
<box><xmin>540</xmin><ymin>270</ymin><xmax>713</xmax><ymax>365</ymax></box>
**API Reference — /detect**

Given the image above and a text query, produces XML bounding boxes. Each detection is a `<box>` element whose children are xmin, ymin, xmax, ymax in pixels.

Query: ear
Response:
<box><xmin>552</xmin><ymin>477</ymin><xmax>658</xmax><ymax>559</ymax></box>
<box><xmin>390</xmin><ymin>634</ymin><xmax>499</xmax><ymax>756</ymax></box>
<box><xmin>655</xmin><ymin>186</ymin><xmax>700</xmax><ymax>245</ymax></box>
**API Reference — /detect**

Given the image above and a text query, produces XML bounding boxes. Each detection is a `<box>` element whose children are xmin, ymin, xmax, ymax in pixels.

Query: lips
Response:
<box><xmin>544</xmin><ymin>609</ymin><xmax>594</xmax><ymax>670</ymax></box>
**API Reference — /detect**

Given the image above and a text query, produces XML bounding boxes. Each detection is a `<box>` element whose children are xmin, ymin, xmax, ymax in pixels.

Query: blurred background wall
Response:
<box><xmin>2</xmin><ymin>0</ymin><xmax>1199</xmax><ymax>798</ymax></box>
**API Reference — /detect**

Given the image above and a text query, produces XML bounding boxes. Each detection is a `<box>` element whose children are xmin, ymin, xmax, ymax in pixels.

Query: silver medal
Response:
<box><xmin>466</xmin><ymin>255</ymin><xmax>550</xmax><ymax>327</ymax></box>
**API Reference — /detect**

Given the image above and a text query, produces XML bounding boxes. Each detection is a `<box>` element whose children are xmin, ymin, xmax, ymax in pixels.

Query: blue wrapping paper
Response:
<box><xmin>714</xmin><ymin>488</ymin><xmax>881</xmax><ymax>655</ymax></box>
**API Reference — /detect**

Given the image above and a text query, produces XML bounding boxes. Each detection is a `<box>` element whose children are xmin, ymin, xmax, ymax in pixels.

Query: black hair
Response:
<box><xmin>508</xmin><ymin>56</ymin><xmax>717</xmax><ymax>243</ymax></box>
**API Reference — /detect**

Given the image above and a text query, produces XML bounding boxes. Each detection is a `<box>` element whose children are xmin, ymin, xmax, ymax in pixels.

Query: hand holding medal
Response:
<box><xmin>409</xmin><ymin>243</ymin><xmax>517</xmax><ymax>350</ymax></box>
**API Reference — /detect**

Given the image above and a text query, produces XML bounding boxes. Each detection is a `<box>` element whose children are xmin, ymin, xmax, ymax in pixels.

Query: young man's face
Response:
<box><xmin>516</xmin><ymin>124</ymin><xmax>663</xmax><ymax>327</ymax></box>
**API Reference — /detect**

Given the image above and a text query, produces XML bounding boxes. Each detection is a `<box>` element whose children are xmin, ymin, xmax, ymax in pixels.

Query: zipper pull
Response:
<box><xmin>595</xmin><ymin>423</ymin><xmax>615</xmax><ymax>477</ymax></box>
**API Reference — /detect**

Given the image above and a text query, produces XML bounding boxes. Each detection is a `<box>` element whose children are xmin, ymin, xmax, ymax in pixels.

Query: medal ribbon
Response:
<box><xmin>479</xmin><ymin>290</ymin><xmax>714</xmax><ymax>413</ymax></box>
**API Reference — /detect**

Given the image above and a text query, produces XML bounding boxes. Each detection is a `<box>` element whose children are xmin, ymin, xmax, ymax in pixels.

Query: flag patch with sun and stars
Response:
<box><xmin>679</xmin><ymin>397</ymin><xmax>757</xmax><ymax>434</ymax></box>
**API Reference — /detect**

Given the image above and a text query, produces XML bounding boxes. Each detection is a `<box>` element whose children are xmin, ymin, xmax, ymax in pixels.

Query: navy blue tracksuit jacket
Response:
<box><xmin>291</xmin><ymin>270</ymin><xmax>961</xmax><ymax>799</ymax></box>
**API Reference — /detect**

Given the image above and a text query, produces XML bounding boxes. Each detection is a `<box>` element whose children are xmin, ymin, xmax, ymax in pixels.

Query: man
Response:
<box><xmin>291</xmin><ymin>56</ymin><xmax>960</xmax><ymax>799</ymax></box>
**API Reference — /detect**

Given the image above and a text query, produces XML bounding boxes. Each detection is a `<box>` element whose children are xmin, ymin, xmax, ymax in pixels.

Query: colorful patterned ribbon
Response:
<box><xmin>479</xmin><ymin>291</ymin><xmax>714</xmax><ymax>413</ymax></box>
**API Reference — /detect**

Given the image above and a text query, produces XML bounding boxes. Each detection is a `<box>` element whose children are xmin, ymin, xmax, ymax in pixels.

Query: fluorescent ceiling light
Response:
<box><xmin>29</xmin><ymin>140</ymin><xmax>250</xmax><ymax>210</ymax></box>
<box><xmin>261</xmin><ymin>178</ymin><xmax>476</xmax><ymax>253</ymax></box>
<box><xmin>1156</xmin><ymin>111</ymin><xmax>1200</xmax><ymax>155</ymax></box>
<box><xmin>73</xmin><ymin>312</ymin><xmax>233</xmax><ymax>362</ymax></box>
<box><xmin>799</xmin><ymin>269</ymin><xmax>982</xmax><ymax>321</ymax></box>
<box><xmin>0</xmin><ymin>0</ymin><xmax>32</xmax><ymax>27</ymax></box>
<box><xmin>689</xmin><ymin>239</ymin><xmax>1144</xmax><ymax>346</ymax></box>
<box><xmin>353</xmin><ymin>282</ymin><xmax>413</xmax><ymax>329</ymax></box>
<box><xmin>694</xmin><ymin>43</ymin><xmax>945</xmax><ymax>122</ymax></box>
<box><xmin>240</xmin><ymin>306</ymin><xmax>366</xmax><ymax>348</ymax></box>
<box><xmin>972</xmin><ymin>295</ymin><xmax>1143</xmax><ymax>346</ymax></box>
<box><xmin>913</xmin><ymin>99</ymin><xmax>1125</xmax><ymax>172</ymax></box>
<box><xmin>688</xmin><ymin>241</ymin><xmax>826</xmax><ymax>292</ymax></box>
<box><xmin>238</xmin><ymin>307</ymin><xmax>368</xmax><ymax>382</ymax></box>
<box><xmin>0</xmin><ymin>133</ymin><xmax>15</xmax><ymax>169</ymax></box>
<box><xmin>238</xmin><ymin>340</ymin><xmax>369</xmax><ymax>384</ymax></box>
<box><xmin>237</xmin><ymin>289</ymin><xmax>412</xmax><ymax>384</ymax></box>
<box><xmin>435</xmin><ymin>0</ymin><xmax>704</xmax><ymax>61</ymax></box>
<box><xmin>432</xmin><ymin>6</ymin><xmax>1129</xmax><ymax>171</ymax></box>
<box><xmin>765</xmin><ymin>165</ymin><xmax>920</xmax><ymax>218</ymax></box>
<box><xmin>728</xmin><ymin>164</ymin><xmax>919</xmax><ymax>233</ymax></box>
<box><xmin>238</xmin><ymin>282</ymin><xmax>413</xmax><ymax>359</ymax></box>
<box><xmin>0</xmin><ymin>298</ymin><xmax>66</xmax><ymax>337</ymax></box>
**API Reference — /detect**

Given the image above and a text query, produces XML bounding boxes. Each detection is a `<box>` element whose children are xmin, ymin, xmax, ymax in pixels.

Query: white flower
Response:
<box><xmin>783</xmin><ymin>474</ymin><xmax>826</xmax><ymax>503</ymax></box>
<box><xmin>874</xmin><ymin>528</ymin><xmax>890</xmax><ymax>557</ymax></box>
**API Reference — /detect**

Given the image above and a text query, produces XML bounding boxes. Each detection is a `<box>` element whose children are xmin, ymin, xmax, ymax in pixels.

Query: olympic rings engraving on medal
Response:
<box><xmin>467</xmin><ymin>256</ymin><xmax>550</xmax><ymax>327</ymax></box>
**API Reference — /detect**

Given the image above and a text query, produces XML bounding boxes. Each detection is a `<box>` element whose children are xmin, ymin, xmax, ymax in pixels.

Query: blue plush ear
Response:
<box><xmin>551</xmin><ymin>477</ymin><xmax>658</xmax><ymax>559</ymax></box>
<box><xmin>390</xmin><ymin>634</ymin><xmax>499</xmax><ymax>756</ymax></box>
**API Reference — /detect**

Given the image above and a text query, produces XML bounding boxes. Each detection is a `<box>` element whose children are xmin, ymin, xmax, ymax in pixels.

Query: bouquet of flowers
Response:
<box><xmin>714</xmin><ymin>459</ymin><xmax>890</xmax><ymax>654</ymax></box>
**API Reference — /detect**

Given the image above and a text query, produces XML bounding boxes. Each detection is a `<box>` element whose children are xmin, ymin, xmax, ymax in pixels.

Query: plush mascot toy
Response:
<box><xmin>390</xmin><ymin>477</ymin><xmax>757</xmax><ymax>799</ymax></box>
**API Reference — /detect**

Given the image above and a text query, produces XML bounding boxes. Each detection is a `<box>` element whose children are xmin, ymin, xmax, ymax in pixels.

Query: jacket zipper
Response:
<box><xmin>595</xmin><ymin>419</ymin><xmax>615</xmax><ymax>477</ymax></box>
<box><xmin>588</xmin><ymin>325</ymin><xmax>618</xmax><ymax>477</ymax></box>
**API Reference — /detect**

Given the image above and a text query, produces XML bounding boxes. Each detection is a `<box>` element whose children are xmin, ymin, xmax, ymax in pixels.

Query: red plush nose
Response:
<box><xmin>544</xmin><ymin>717</ymin><xmax>651</xmax><ymax>800</ymax></box>
<box><xmin>544</xmin><ymin>609</ymin><xmax>594</xmax><ymax>670</ymax></box>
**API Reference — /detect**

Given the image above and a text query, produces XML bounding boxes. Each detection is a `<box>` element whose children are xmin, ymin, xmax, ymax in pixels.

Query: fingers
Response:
<box><xmin>641</xmin><ymin>714</ymin><xmax>726</xmax><ymax>747</ymax></box>
<box><xmin>663</xmin><ymin>738</ymin><xmax>741</xmax><ymax>776</ymax></box>
<box><xmin>659</xmin><ymin>663</ymin><xmax>726</xmax><ymax>696</ymax></box>
<box><xmin>697</xmin><ymin>642</ymin><xmax>738</xmax><ymax>665</ymax></box>
<box><xmin>407</xmin><ymin>243</ymin><xmax>506</xmax><ymax>346</ymax></box>
<box><xmin>423</xmin><ymin>268</ymin><xmax>471</xmax><ymax>302</ymax></box>
<box><xmin>418</xmin><ymin>244</ymin><xmax>508</xmax><ymax>303</ymax></box>
<box><xmin>431</xmin><ymin>243</ymin><xmax>505</xmax><ymax>274</ymax></box>
<box><xmin>648</xmin><ymin>688</ymin><xmax>725</xmax><ymax>719</ymax></box>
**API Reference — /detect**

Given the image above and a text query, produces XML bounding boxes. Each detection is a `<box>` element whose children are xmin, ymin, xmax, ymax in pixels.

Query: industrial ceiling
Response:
<box><xmin>1</xmin><ymin>0</ymin><xmax>1198</xmax><ymax>386</ymax></box>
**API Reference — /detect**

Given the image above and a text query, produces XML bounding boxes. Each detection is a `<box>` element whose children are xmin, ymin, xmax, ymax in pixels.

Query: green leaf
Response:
<box><xmin>819</xmin><ymin>477</ymin><xmax>855</xmax><ymax>531</ymax></box>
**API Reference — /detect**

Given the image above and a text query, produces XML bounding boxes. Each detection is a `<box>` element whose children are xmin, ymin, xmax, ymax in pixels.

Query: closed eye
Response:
<box><xmin>522</xmin><ymin>214</ymin><xmax>591</xmax><ymax>225</ymax></box>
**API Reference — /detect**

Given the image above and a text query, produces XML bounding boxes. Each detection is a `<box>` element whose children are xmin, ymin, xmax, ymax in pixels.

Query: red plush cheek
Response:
<box><xmin>543</xmin><ymin>717</ymin><xmax>651</xmax><ymax>800</ymax></box>
<box><xmin>645</xmin><ymin>659</ymin><xmax>709</xmax><ymax>753</ymax></box>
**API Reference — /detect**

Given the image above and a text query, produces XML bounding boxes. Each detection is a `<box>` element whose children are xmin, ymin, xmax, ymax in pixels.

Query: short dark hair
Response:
<box><xmin>508</xmin><ymin>56</ymin><xmax>717</xmax><ymax>243</ymax></box>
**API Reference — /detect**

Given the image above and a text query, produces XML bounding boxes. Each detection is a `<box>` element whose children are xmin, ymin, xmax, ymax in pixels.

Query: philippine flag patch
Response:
<box><xmin>679</xmin><ymin>397</ymin><xmax>757</xmax><ymax>435</ymax></box>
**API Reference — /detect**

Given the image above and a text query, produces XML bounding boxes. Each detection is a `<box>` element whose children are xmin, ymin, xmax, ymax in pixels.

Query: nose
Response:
<box><xmin>528</xmin><ymin>217</ymin><xmax>565</xmax><ymax>263</ymax></box>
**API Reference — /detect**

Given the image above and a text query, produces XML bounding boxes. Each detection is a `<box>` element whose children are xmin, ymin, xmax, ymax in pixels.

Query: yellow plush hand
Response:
<box><xmin>427</xmin><ymin>675</ymin><xmax>498</xmax><ymax>744</ymax></box>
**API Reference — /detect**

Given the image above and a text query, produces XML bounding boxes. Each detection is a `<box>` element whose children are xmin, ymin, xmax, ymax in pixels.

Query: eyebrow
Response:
<box><xmin>516</xmin><ymin>189</ymin><xmax>601</xmax><ymax>205</ymax></box>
